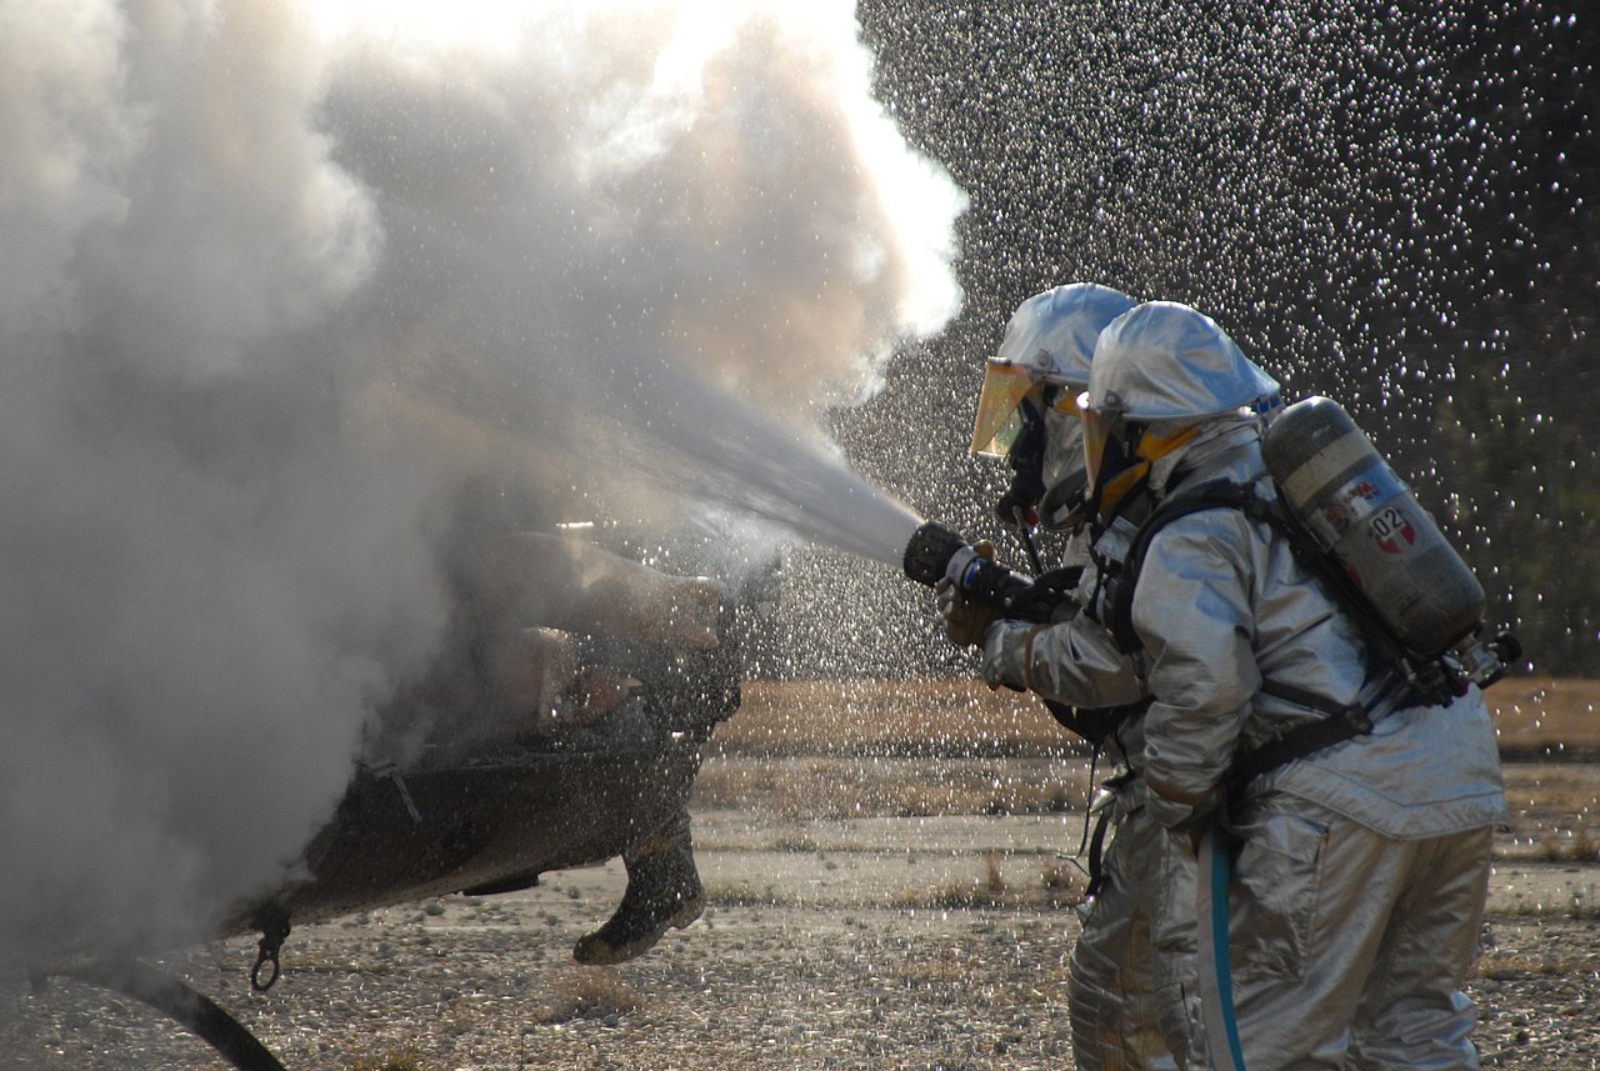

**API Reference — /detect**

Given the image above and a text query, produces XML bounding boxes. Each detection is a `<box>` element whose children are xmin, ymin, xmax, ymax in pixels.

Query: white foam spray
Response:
<box><xmin>0</xmin><ymin>0</ymin><xmax>962</xmax><ymax>971</ymax></box>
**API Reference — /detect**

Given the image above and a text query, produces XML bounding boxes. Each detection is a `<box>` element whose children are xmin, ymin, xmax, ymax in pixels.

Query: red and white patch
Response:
<box><xmin>1370</xmin><ymin>506</ymin><xmax>1417</xmax><ymax>555</ymax></box>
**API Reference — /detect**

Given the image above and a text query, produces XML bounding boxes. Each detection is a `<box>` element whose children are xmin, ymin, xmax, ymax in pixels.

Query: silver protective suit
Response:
<box><xmin>1126</xmin><ymin>419</ymin><xmax>1506</xmax><ymax>1071</ymax></box>
<box><xmin>991</xmin><ymin>284</ymin><xmax>1186</xmax><ymax>1071</ymax></box>
<box><xmin>1069</xmin><ymin>723</ymin><xmax>1203</xmax><ymax>1071</ymax></box>
<box><xmin>1085</xmin><ymin>302</ymin><xmax>1280</xmax><ymax>423</ymax></box>
<box><xmin>998</xmin><ymin>283</ymin><xmax>1138</xmax><ymax>389</ymax></box>
<box><xmin>978</xmin><ymin>551</ymin><xmax>1197</xmax><ymax>1071</ymax></box>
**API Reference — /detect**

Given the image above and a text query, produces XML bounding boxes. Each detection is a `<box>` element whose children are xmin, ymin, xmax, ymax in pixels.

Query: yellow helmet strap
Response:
<box><xmin>1093</xmin><ymin>425</ymin><xmax>1199</xmax><ymax>519</ymax></box>
<box><xmin>1096</xmin><ymin>460</ymin><xmax>1152</xmax><ymax>519</ymax></box>
<box><xmin>1133</xmin><ymin>424</ymin><xmax>1199</xmax><ymax>462</ymax></box>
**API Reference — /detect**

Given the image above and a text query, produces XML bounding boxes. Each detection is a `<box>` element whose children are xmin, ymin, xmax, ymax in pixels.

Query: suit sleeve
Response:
<box><xmin>1133</xmin><ymin>510</ymin><xmax>1264</xmax><ymax>829</ymax></box>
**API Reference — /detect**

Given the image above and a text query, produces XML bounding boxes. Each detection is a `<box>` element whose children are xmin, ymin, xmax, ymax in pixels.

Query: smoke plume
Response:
<box><xmin>0</xmin><ymin>0</ymin><xmax>962</xmax><ymax>967</ymax></box>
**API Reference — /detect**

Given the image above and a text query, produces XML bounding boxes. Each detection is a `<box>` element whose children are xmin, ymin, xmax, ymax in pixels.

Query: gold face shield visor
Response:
<box><xmin>1078</xmin><ymin>392</ymin><xmax>1116</xmax><ymax>492</ymax></box>
<box><xmin>970</xmin><ymin>359</ymin><xmax>1079</xmax><ymax>458</ymax></box>
<box><xmin>1080</xmin><ymin>391</ymin><xmax>1199</xmax><ymax>512</ymax></box>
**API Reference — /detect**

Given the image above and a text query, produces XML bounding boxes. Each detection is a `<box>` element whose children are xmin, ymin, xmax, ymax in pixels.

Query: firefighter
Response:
<box><xmin>1071</xmin><ymin>300</ymin><xmax>1506</xmax><ymax>1070</ymax></box>
<box><xmin>944</xmin><ymin>283</ymin><xmax>1188</xmax><ymax>1070</ymax></box>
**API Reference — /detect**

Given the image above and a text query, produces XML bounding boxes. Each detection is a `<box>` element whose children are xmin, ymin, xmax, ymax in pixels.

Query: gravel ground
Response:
<box><xmin>4</xmin><ymin>878</ymin><xmax>1598</xmax><ymax>1071</ymax></box>
<box><xmin>3</xmin><ymin>759</ymin><xmax>1598</xmax><ymax>1071</ymax></box>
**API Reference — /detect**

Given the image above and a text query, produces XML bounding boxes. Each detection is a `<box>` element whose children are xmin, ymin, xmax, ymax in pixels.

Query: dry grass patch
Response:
<box><xmin>1041</xmin><ymin>859</ymin><xmax>1088</xmax><ymax>905</ymax></box>
<box><xmin>1494</xmin><ymin>880</ymin><xmax>1600</xmax><ymax>920</ymax></box>
<box><xmin>348</xmin><ymin>1053</ymin><xmax>434</xmax><ymax>1071</ymax></box>
<box><xmin>531</xmin><ymin>969</ymin><xmax>642</xmax><ymax>1024</ymax></box>
<box><xmin>891</xmin><ymin>853</ymin><xmax>1087</xmax><ymax>911</ymax></box>
<box><xmin>713</xmin><ymin>678</ymin><xmax>1079</xmax><ymax>755</ymax></box>
<box><xmin>714</xmin><ymin>677</ymin><xmax>1600</xmax><ymax>757</ymax></box>
<box><xmin>1489</xmin><ymin>678</ymin><xmax>1600</xmax><ymax>751</ymax></box>
<box><xmin>704</xmin><ymin>880</ymin><xmax>798</xmax><ymax>907</ymax></box>
<box><xmin>1535</xmin><ymin>826</ymin><xmax>1600</xmax><ymax>863</ymax></box>
<box><xmin>694</xmin><ymin>752</ymin><xmax>1094</xmax><ymax>822</ymax></box>
<box><xmin>1475</xmin><ymin>950</ymin><xmax>1600</xmax><ymax>979</ymax></box>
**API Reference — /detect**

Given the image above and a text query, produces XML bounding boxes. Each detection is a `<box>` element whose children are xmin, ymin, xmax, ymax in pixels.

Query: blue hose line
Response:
<box><xmin>1198</xmin><ymin>821</ymin><xmax>1249</xmax><ymax>1071</ymax></box>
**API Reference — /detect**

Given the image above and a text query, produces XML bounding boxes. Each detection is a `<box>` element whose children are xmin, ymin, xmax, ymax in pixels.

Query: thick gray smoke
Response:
<box><xmin>0</xmin><ymin>0</ymin><xmax>962</xmax><ymax>967</ymax></box>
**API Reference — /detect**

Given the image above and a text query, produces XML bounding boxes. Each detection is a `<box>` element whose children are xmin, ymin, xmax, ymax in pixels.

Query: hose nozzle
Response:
<box><xmin>903</xmin><ymin>521</ymin><xmax>970</xmax><ymax>589</ymax></box>
<box><xmin>903</xmin><ymin>520</ymin><xmax>1054</xmax><ymax>620</ymax></box>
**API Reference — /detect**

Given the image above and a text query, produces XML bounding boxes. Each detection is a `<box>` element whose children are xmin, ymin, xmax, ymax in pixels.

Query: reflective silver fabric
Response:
<box><xmin>1088</xmin><ymin>302</ymin><xmax>1279</xmax><ymax>422</ymax></box>
<box><xmin>1131</xmin><ymin>430</ymin><xmax>1506</xmax><ymax>838</ymax></box>
<box><xmin>1226</xmin><ymin>800</ymin><xmax>1492</xmax><ymax>1071</ymax></box>
<box><xmin>981</xmin><ymin>503</ymin><xmax>1149</xmax><ymax>721</ymax></box>
<box><xmin>1071</xmin><ymin>793</ymin><xmax>1194</xmax><ymax>1071</ymax></box>
<box><xmin>983</xmin><ymin>613</ymin><xmax>1146</xmax><ymax>725</ymax></box>
<box><xmin>977</xmin><ymin>494</ymin><xmax>1191</xmax><ymax>1069</ymax></box>
<box><xmin>998</xmin><ymin>283</ymin><xmax>1138</xmax><ymax>388</ymax></box>
<box><xmin>981</xmin><ymin>531</ymin><xmax>1195</xmax><ymax>1070</ymax></box>
<box><xmin>1128</xmin><ymin>421</ymin><xmax>1504</xmax><ymax>1070</ymax></box>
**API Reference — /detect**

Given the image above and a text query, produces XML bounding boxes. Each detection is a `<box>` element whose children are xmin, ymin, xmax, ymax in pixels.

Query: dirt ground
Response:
<box><xmin>4</xmin><ymin>680</ymin><xmax>1599</xmax><ymax>1071</ymax></box>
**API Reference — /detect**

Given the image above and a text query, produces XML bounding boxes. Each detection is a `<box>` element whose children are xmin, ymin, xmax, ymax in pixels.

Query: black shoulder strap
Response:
<box><xmin>1105</xmin><ymin>483</ymin><xmax>1383</xmax><ymax>789</ymax></box>
<box><xmin>1041</xmin><ymin>696</ymin><xmax>1151</xmax><ymax>747</ymax></box>
<box><xmin>1229</xmin><ymin>680</ymin><xmax>1373</xmax><ymax>788</ymax></box>
<box><xmin>1107</xmin><ymin>480</ymin><xmax>1268</xmax><ymax>653</ymax></box>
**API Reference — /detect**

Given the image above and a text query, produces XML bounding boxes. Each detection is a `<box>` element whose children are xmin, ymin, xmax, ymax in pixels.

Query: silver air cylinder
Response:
<box><xmin>1262</xmin><ymin>396</ymin><xmax>1485</xmax><ymax>660</ymax></box>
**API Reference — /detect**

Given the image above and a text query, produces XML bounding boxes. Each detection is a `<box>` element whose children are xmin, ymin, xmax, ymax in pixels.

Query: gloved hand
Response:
<box><xmin>980</xmin><ymin>619</ymin><xmax>1039</xmax><ymax>692</ymax></box>
<box><xmin>936</xmin><ymin>539</ymin><xmax>998</xmax><ymax>648</ymax></box>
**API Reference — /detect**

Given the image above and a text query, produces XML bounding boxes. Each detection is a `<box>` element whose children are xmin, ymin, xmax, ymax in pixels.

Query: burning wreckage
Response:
<box><xmin>30</xmin><ymin>526</ymin><xmax>762</xmax><ymax>1071</ymax></box>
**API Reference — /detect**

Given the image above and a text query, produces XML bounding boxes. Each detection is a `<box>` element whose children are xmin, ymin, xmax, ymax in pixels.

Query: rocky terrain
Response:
<box><xmin>6</xmin><ymin>680</ymin><xmax>1599</xmax><ymax>1070</ymax></box>
<box><xmin>3</xmin><ymin>749</ymin><xmax>1598</xmax><ymax>1071</ymax></box>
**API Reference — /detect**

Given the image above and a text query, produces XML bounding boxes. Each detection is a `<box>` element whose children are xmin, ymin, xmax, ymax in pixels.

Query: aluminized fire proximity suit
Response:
<box><xmin>980</xmin><ymin>483</ymin><xmax>1207</xmax><ymax>1071</ymax></box>
<box><xmin>970</xmin><ymin>310</ymin><xmax>1282</xmax><ymax>1071</ymax></box>
<box><xmin>1135</xmin><ymin>425</ymin><xmax>1504</xmax><ymax>1070</ymax></box>
<box><xmin>964</xmin><ymin>560</ymin><xmax>1192</xmax><ymax>1071</ymax></box>
<box><xmin>955</xmin><ymin>283</ymin><xmax>1186</xmax><ymax>1071</ymax></box>
<box><xmin>1082</xmin><ymin>301</ymin><xmax>1507</xmax><ymax>1070</ymax></box>
<box><xmin>963</xmin><ymin>535</ymin><xmax>1220</xmax><ymax>1071</ymax></box>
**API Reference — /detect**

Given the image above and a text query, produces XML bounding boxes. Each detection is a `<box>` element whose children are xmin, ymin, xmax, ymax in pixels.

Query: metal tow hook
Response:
<box><xmin>250</xmin><ymin>914</ymin><xmax>291</xmax><ymax>992</ymax></box>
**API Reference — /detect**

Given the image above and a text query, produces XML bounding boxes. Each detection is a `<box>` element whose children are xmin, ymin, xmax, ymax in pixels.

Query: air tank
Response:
<box><xmin>1261</xmin><ymin>396</ymin><xmax>1485</xmax><ymax>660</ymax></box>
